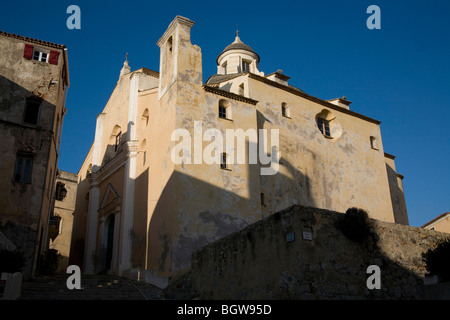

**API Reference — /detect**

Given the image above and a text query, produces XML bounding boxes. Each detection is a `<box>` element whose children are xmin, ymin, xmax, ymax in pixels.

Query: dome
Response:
<box><xmin>216</xmin><ymin>35</ymin><xmax>260</xmax><ymax>65</ymax></box>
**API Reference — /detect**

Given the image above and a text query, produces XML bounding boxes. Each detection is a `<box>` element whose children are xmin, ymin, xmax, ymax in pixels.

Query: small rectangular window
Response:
<box><xmin>222</xmin><ymin>62</ymin><xmax>227</xmax><ymax>75</ymax></box>
<box><xmin>220</xmin><ymin>153</ymin><xmax>227</xmax><ymax>169</ymax></box>
<box><xmin>242</xmin><ymin>61</ymin><xmax>250</xmax><ymax>72</ymax></box>
<box><xmin>23</xmin><ymin>99</ymin><xmax>41</xmax><ymax>125</ymax></box>
<box><xmin>260</xmin><ymin>193</ymin><xmax>265</xmax><ymax>206</ymax></box>
<box><xmin>32</xmin><ymin>49</ymin><xmax>49</xmax><ymax>63</ymax></box>
<box><xmin>14</xmin><ymin>154</ymin><xmax>33</xmax><ymax>183</ymax></box>
<box><xmin>370</xmin><ymin>136</ymin><xmax>379</xmax><ymax>150</ymax></box>
<box><xmin>219</xmin><ymin>105</ymin><xmax>227</xmax><ymax>119</ymax></box>
<box><xmin>318</xmin><ymin>118</ymin><xmax>331</xmax><ymax>137</ymax></box>
<box><xmin>115</xmin><ymin>131</ymin><xmax>122</xmax><ymax>151</ymax></box>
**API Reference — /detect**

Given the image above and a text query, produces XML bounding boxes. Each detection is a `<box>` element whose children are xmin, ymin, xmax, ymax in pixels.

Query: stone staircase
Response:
<box><xmin>19</xmin><ymin>274</ymin><xmax>163</xmax><ymax>300</ymax></box>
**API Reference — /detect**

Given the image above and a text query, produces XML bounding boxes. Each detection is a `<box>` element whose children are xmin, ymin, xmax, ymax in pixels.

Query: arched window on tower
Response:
<box><xmin>218</xmin><ymin>99</ymin><xmax>232</xmax><ymax>120</ymax></box>
<box><xmin>140</xmin><ymin>139</ymin><xmax>147</xmax><ymax>166</ymax></box>
<box><xmin>222</xmin><ymin>61</ymin><xmax>227</xmax><ymax>75</ymax></box>
<box><xmin>281</xmin><ymin>102</ymin><xmax>291</xmax><ymax>118</ymax></box>
<box><xmin>242</xmin><ymin>60</ymin><xmax>251</xmax><ymax>72</ymax></box>
<box><xmin>109</xmin><ymin>125</ymin><xmax>122</xmax><ymax>152</ymax></box>
<box><xmin>167</xmin><ymin>36</ymin><xmax>173</xmax><ymax>53</ymax></box>
<box><xmin>141</xmin><ymin>108</ymin><xmax>149</xmax><ymax>128</ymax></box>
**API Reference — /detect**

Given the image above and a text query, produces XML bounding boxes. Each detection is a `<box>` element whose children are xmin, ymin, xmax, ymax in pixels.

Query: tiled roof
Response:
<box><xmin>205</xmin><ymin>72</ymin><xmax>381</xmax><ymax>125</ymax></box>
<box><xmin>205</xmin><ymin>73</ymin><xmax>244</xmax><ymax>85</ymax></box>
<box><xmin>0</xmin><ymin>30</ymin><xmax>66</xmax><ymax>49</ymax></box>
<box><xmin>216</xmin><ymin>36</ymin><xmax>260</xmax><ymax>64</ymax></box>
<box><xmin>136</xmin><ymin>67</ymin><xmax>160</xmax><ymax>78</ymax></box>
<box><xmin>421</xmin><ymin>212</ymin><xmax>450</xmax><ymax>228</ymax></box>
<box><xmin>221</xmin><ymin>42</ymin><xmax>256</xmax><ymax>55</ymax></box>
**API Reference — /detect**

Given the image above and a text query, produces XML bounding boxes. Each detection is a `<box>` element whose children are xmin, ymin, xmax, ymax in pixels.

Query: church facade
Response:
<box><xmin>70</xmin><ymin>16</ymin><xmax>408</xmax><ymax>287</ymax></box>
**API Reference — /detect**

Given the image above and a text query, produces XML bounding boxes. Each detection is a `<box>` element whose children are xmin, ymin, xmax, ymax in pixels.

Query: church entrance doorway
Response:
<box><xmin>105</xmin><ymin>214</ymin><xmax>115</xmax><ymax>271</ymax></box>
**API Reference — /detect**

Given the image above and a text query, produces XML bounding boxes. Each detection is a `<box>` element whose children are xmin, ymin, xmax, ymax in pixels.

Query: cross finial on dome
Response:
<box><xmin>233</xmin><ymin>25</ymin><xmax>242</xmax><ymax>44</ymax></box>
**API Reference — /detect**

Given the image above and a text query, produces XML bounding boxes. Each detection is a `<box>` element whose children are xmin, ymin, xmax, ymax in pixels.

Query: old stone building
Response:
<box><xmin>422</xmin><ymin>212</ymin><xmax>450</xmax><ymax>234</ymax></box>
<box><xmin>70</xmin><ymin>16</ymin><xmax>407</xmax><ymax>287</ymax></box>
<box><xmin>0</xmin><ymin>31</ymin><xmax>70</xmax><ymax>279</ymax></box>
<box><xmin>48</xmin><ymin>170</ymin><xmax>78</xmax><ymax>273</ymax></box>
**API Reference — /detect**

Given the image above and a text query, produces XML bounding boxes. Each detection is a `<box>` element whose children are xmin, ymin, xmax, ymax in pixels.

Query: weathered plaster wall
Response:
<box><xmin>385</xmin><ymin>155</ymin><xmax>408</xmax><ymax>225</ymax></box>
<box><xmin>99</xmin><ymin>73</ymin><xmax>132</xmax><ymax>166</ymax></box>
<box><xmin>189</xmin><ymin>205</ymin><xmax>450</xmax><ymax>300</ymax></box>
<box><xmin>145</xmin><ymin>16</ymin><xmax>265</xmax><ymax>281</ymax></box>
<box><xmin>245</xmin><ymin>76</ymin><xmax>396</xmax><ymax>223</ymax></box>
<box><xmin>69</xmin><ymin>146</ymin><xmax>92</xmax><ymax>268</ymax></box>
<box><xmin>170</xmin><ymin>89</ymin><xmax>262</xmax><ymax>276</ymax></box>
<box><xmin>0</xmin><ymin>34</ymin><xmax>67</xmax><ymax>278</ymax></box>
<box><xmin>423</xmin><ymin>213</ymin><xmax>450</xmax><ymax>234</ymax></box>
<box><xmin>49</xmin><ymin>170</ymin><xmax>78</xmax><ymax>273</ymax></box>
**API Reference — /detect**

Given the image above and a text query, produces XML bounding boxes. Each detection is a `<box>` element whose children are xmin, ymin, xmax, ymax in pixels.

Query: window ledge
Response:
<box><xmin>21</xmin><ymin>122</ymin><xmax>40</xmax><ymax>128</ymax></box>
<box><xmin>218</xmin><ymin>117</ymin><xmax>233</xmax><ymax>122</ymax></box>
<box><xmin>13</xmin><ymin>180</ymin><xmax>32</xmax><ymax>185</ymax></box>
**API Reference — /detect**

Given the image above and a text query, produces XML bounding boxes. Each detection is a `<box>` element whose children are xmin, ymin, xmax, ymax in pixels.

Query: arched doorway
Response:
<box><xmin>104</xmin><ymin>214</ymin><xmax>115</xmax><ymax>271</ymax></box>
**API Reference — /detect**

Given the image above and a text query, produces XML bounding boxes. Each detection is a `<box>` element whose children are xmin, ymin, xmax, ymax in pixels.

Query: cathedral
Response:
<box><xmin>70</xmin><ymin>16</ymin><xmax>408</xmax><ymax>287</ymax></box>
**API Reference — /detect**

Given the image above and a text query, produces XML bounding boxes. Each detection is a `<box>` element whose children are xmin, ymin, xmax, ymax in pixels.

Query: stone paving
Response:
<box><xmin>19</xmin><ymin>274</ymin><xmax>164</xmax><ymax>300</ymax></box>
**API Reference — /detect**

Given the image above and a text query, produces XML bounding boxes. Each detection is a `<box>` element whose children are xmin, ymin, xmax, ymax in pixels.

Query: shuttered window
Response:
<box><xmin>24</xmin><ymin>44</ymin><xmax>33</xmax><ymax>59</ymax></box>
<box><xmin>23</xmin><ymin>44</ymin><xmax>58</xmax><ymax>65</ymax></box>
<box><xmin>49</xmin><ymin>50</ymin><xmax>59</xmax><ymax>65</ymax></box>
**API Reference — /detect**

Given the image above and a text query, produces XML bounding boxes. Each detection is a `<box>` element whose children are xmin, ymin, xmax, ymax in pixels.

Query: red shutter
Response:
<box><xmin>24</xmin><ymin>44</ymin><xmax>33</xmax><ymax>60</ymax></box>
<box><xmin>49</xmin><ymin>50</ymin><xmax>59</xmax><ymax>65</ymax></box>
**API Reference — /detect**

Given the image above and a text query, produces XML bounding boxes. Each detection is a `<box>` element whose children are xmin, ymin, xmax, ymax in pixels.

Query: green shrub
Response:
<box><xmin>339</xmin><ymin>207</ymin><xmax>371</xmax><ymax>243</ymax></box>
<box><xmin>0</xmin><ymin>249</ymin><xmax>25</xmax><ymax>274</ymax></box>
<box><xmin>422</xmin><ymin>239</ymin><xmax>450</xmax><ymax>282</ymax></box>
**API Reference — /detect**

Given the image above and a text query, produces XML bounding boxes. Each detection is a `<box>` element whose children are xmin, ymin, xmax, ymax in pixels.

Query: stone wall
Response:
<box><xmin>187</xmin><ymin>205</ymin><xmax>450</xmax><ymax>299</ymax></box>
<box><xmin>49</xmin><ymin>170</ymin><xmax>78</xmax><ymax>273</ymax></box>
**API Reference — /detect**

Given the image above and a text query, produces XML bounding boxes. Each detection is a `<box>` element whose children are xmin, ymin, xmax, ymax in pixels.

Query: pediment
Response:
<box><xmin>99</xmin><ymin>183</ymin><xmax>121</xmax><ymax>210</ymax></box>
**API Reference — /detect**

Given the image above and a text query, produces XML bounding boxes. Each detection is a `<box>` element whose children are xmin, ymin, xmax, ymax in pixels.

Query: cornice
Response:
<box><xmin>203</xmin><ymin>85</ymin><xmax>258</xmax><ymax>105</ymax></box>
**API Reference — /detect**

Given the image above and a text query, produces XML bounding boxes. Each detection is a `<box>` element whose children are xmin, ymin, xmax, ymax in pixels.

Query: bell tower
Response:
<box><xmin>157</xmin><ymin>15</ymin><xmax>202</xmax><ymax>100</ymax></box>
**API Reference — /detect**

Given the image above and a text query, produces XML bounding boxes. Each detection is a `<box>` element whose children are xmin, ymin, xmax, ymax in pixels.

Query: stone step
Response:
<box><xmin>19</xmin><ymin>275</ymin><xmax>163</xmax><ymax>300</ymax></box>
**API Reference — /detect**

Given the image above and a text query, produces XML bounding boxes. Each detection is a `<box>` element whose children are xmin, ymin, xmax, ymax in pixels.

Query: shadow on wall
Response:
<box><xmin>71</xmin><ymin>99</ymin><xmax>409</xmax><ymax>282</ymax></box>
<box><xmin>145</xmin><ymin>152</ymin><xmax>316</xmax><ymax>280</ymax></box>
<box><xmin>0</xmin><ymin>74</ymin><xmax>59</xmax><ymax>280</ymax></box>
<box><xmin>71</xmin><ymin>101</ymin><xmax>405</xmax><ymax>281</ymax></box>
<box><xmin>70</xmin><ymin>119</ymin><xmax>318</xmax><ymax>278</ymax></box>
<box><xmin>385</xmin><ymin>162</ymin><xmax>408</xmax><ymax>225</ymax></box>
<box><xmin>183</xmin><ymin>205</ymin><xmax>450</xmax><ymax>300</ymax></box>
<box><xmin>69</xmin><ymin>126</ymin><xmax>131</xmax><ymax>272</ymax></box>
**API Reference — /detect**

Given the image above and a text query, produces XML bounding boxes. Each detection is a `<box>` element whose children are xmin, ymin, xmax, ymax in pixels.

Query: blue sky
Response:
<box><xmin>1</xmin><ymin>0</ymin><xmax>449</xmax><ymax>228</ymax></box>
